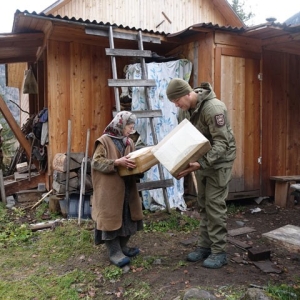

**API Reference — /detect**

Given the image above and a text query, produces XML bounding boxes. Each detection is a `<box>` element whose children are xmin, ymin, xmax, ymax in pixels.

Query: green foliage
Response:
<box><xmin>266</xmin><ymin>282</ymin><xmax>300</xmax><ymax>299</ymax></box>
<box><xmin>143</xmin><ymin>210</ymin><xmax>199</xmax><ymax>233</ymax></box>
<box><xmin>0</xmin><ymin>269</ymin><xmax>96</xmax><ymax>300</ymax></box>
<box><xmin>0</xmin><ymin>222</ymin><xmax>32</xmax><ymax>246</ymax></box>
<box><xmin>103</xmin><ymin>265</ymin><xmax>123</xmax><ymax>280</ymax></box>
<box><xmin>35</xmin><ymin>202</ymin><xmax>60</xmax><ymax>221</ymax></box>
<box><xmin>124</xmin><ymin>281</ymin><xmax>151</xmax><ymax>299</ymax></box>
<box><xmin>0</xmin><ymin>113</ymin><xmax>16</xmax><ymax>173</ymax></box>
<box><xmin>230</xmin><ymin>0</ymin><xmax>255</xmax><ymax>23</ymax></box>
<box><xmin>227</xmin><ymin>203</ymin><xmax>245</xmax><ymax>216</ymax></box>
<box><xmin>35</xmin><ymin>220</ymin><xmax>94</xmax><ymax>264</ymax></box>
<box><xmin>177</xmin><ymin>260</ymin><xmax>188</xmax><ymax>267</ymax></box>
<box><xmin>131</xmin><ymin>255</ymin><xmax>155</xmax><ymax>270</ymax></box>
<box><xmin>0</xmin><ymin>204</ymin><xmax>32</xmax><ymax>246</ymax></box>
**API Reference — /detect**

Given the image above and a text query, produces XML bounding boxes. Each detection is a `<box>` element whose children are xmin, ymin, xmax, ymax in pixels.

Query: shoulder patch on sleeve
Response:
<box><xmin>215</xmin><ymin>114</ymin><xmax>225</xmax><ymax>127</ymax></box>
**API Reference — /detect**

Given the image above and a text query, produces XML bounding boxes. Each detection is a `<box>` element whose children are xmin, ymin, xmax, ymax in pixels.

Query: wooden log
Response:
<box><xmin>29</xmin><ymin>220</ymin><xmax>62</xmax><ymax>232</ymax></box>
<box><xmin>49</xmin><ymin>195</ymin><xmax>64</xmax><ymax>213</ymax></box>
<box><xmin>4</xmin><ymin>173</ymin><xmax>45</xmax><ymax>196</ymax></box>
<box><xmin>14</xmin><ymin>172</ymin><xmax>39</xmax><ymax>181</ymax></box>
<box><xmin>53</xmin><ymin>170</ymin><xmax>77</xmax><ymax>182</ymax></box>
<box><xmin>16</xmin><ymin>162</ymin><xmax>36</xmax><ymax>173</ymax></box>
<box><xmin>52</xmin><ymin>153</ymin><xmax>81</xmax><ymax>172</ymax></box>
<box><xmin>16</xmin><ymin>162</ymin><xmax>28</xmax><ymax>173</ymax></box>
<box><xmin>77</xmin><ymin>173</ymin><xmax>93</xmax><ymax>192</ymax></box>
<box><xmin>16</xmin><ymin>190</ymin><xmax>45</xmax><ymax>204</ymax></box>
<box><xmin>70</xmin><ymin>152</ymin><xmax>85</xmax><ymax>164</ymax></box>
<box><xmin>52</xmin><ymin>177</ymin><xmax>78</xmax><ymax>194</ymax></box>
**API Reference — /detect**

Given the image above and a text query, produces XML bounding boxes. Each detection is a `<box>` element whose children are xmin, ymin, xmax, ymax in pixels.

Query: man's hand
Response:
<box><xmin>176</xmin><ymin>162</ymin><xmax>200</xmax><ymax>179</ymax></box>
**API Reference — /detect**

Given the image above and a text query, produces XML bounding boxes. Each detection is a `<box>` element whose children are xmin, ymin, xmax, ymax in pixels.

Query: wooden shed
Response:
<box><xmin>0</xmin><ymin>0</ymin><xmax>300</xmax><ymax>204</ymax></box>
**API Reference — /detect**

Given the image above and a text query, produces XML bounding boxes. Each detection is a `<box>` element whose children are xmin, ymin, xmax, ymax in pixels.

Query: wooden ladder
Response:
<box><xmin>106</xmin><ymin>26</ymin><xmax>172</xmax><ymax>212</ymax></box>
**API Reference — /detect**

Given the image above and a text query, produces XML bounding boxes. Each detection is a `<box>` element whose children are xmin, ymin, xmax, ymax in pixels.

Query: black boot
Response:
<box><xmin>105</xmin><ymin>237</ymin><xmax>130</xmax><ymax>268</ymax></box>
<box><xmin>120</xmin><ymin>236</ymin><xmax>140</xmax><ymax>257</ymax></box>
<box><xmin>94</xmin><ymin>228</ymin><xmax>103</xmax><ymax>245</ymax></box>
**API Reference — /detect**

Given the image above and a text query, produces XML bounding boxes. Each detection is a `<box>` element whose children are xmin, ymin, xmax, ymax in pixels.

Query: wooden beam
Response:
<box><xmin>0</xmin><ymin>56</ymin><xmax>37</xmax><ymax>64</ymax></box>
<box><xmin>108</xmin><ymin>79</ymin><xmax>156</xmax><ymax>87</ymax></box>
<box><xmin>4</xmin><ymin>173</ymin><xmax>46</xmax><ymax>196</ymax></box>
<box><xmin>137</xmin><ymin>179</ymin><xmax>173</xmax><ymax>191</ymax></box>
<box><xmin>113</xmin><ymin>110</ymin><xmax>162</xmax><ymax>118</ymax></box>
<box><xmin>263</xmin><ymin>44</ymin><xmax>300</xmax><ymax>56</ymax></box>
<box><xmin>220</xmin><ymin>47</ymin><xmax>261</xmax><ymax>60</ymax></box>
<box><xmin>215</xmin><ymin>32</ymin><xmax>261</xmax><ymax>53</ymax></box>
<box><xmin>85</xmin><ymin>28</ymin><xmax>161</xmax><ymax>44</ymax></box>
<box><xmin>0</xmin><ymin>33</ymin><xmax>44</xmax><ymax>48</ymax></box>
<box><xmin>214</xmin><ymin>47</ymin><xmax>222</xmax><ymax>99</ymax></box>
<box><xmin>0</xmin><ymin>95</ymin><xmax>32</xmax><ymax>158</ymax></box>
<box><xmin>105</xmin><ymin>48</ymin><xmax>152</xmax><ymax>57</ymax></box>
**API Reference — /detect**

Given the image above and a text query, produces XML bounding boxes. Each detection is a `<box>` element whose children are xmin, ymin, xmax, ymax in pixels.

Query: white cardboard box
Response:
<box><xmin>151</xmin><ymin>119</ymin><xmax>211</xmax><ymax>177</ymax></box>
<box><xmin>118</xmin><ymin>146</ymin><xmax>159</xmax><ymax>176</ymax></box>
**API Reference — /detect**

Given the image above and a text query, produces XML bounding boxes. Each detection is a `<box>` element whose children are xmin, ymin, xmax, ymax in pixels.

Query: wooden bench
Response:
<box><xmin>270</xmin><ymin>176</ymin><xmax>300</xmax><ymax>208</ymax></box>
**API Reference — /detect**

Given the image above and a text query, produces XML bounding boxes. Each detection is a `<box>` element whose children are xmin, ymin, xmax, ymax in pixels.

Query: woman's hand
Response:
<box><xmin>114</xmin><ymin>156</ymin><xmax>136</xmax><ymax>169</ymax></box>
<box><xmin>176</xmin><ymin>162</ymin><xmax>200</xmax><ymax>179</ymax></box>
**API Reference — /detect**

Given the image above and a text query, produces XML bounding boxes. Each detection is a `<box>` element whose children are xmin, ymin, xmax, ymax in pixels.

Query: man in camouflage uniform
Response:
<box><xmin>166</xmin><ymin>79</ymin><xmax>236</xmax><ymax>269</ymax></box>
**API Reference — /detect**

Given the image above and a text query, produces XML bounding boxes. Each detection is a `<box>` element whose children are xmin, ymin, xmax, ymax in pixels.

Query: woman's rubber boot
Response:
<box><xmin>94</xmin><ymin>227</ymin><xmax>102</xmax><ymax>245</ymax></box>
<box><xmin>105</xmin><ymin>237</ymin><xmax>130</xmax><ymax>268</ymax></box>
<box><xmin>120</xmin><ymin>235</ymin><xmax>140</xmax><ymax>257</ymax></box>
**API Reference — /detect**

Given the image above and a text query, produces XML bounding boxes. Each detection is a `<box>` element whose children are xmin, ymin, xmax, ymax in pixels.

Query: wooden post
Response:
<box><xmin>65</xmin><ymin>120</ymin><xmax>72</xmax><ymax>213</ymax></box>
<box><xmin>0</xmin><ymin>169</ymin><xmax>6</xmax><ymax>203</ymax></box>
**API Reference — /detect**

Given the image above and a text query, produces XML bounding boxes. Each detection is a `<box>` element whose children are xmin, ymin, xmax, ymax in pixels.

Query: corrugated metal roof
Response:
<box><xmin>13</xmin><ymin>10</ymin><xmax>168</xmax><ymax>36</ymax></box>
<box><xmin>168</xmin><ymin>20</ymin><xmax>300</xmax><ymax>40</ymax></box>
<box><xmin>284</xmin><ymin>11</ymin><xmax>300</xmax><ymax>26</ymax></box>
<box><xmin>167</xmin><ymin>22</ymin><xmax>244</xmax><ymax>38</ymax></box>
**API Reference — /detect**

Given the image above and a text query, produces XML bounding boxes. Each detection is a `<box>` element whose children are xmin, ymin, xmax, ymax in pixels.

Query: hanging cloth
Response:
<box><xmin>127</xmin><ymin>59</ymin><xmax>193</xmax><ymax>211</ymax></box>
<box><xmin>23</xmin><ymin>68</ymin><xmax>38</xmax><ymax>94</ymax></box>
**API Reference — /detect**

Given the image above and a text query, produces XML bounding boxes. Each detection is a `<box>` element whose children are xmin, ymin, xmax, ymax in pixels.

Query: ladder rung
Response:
<box><xmin>105</xmin><ymin>48</ymin><xmax>152</xmax><ymax>58</ymax></box>
<box><xmin>108</xmin><ymin>79</ymin><xmax>156</xmax><ymax>87</ymax></box>
<box><xmin>113</xmin><ymin>110</ymin><xmax>162</xmax><ymax>118</ymax></box>
<box><xmin>137</xmin><ymin>179</ymin><xmax>173</xmax><ymax>191</ymax></box>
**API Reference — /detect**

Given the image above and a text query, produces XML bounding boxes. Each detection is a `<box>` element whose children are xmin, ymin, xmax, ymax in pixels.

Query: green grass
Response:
<box><xmin>0</xmin><ymin>269</ymin><xmax>96</xmax><ymax>300</ymax></box>
<box><xmin>265</xmin><ymin>282</ymin><xmax>300</xmax><ymax>299</ymax></box>
<box><xmin>1</xmin><ymin>203</ymin><xmax>300</xmax><ymax>299</ymax></box>
<box><xmin>226</xmin><ymin>203</ymin><xmax>246</xmax><ymax>216</ymax></box>
<box><xmin>143</xmin><ymin>210</ymin><xmax>199</xmax><ymax>233</ymax></box>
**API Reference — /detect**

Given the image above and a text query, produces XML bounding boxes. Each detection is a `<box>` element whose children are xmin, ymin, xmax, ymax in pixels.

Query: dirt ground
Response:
<box><xmin>11</xmin><ymin>197</ymin><xmax>300</xmax><ymax>299</ymax></box>
<box><xmin>88</xmin><ymin>198</ymin><xmax>300</xmax><ymax>298</ymax></box>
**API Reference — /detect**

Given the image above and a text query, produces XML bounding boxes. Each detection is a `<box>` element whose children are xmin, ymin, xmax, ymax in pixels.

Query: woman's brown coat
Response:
<box><xmin>91</xmin><ymin>135</ymin><xmax>143</xmax><ymax>231</ymax></box>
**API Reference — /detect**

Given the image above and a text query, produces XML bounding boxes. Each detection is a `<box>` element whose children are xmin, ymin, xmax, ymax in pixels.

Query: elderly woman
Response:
<box><xmin>91</xmin><ymin>111</ymin><xmax>143</xmax><ymax>268</ymax></box>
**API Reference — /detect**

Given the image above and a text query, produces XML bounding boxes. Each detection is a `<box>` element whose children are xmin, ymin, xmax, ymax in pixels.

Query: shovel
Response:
<box><xmin>78</xmin><ymin>128</ymin><xmax>90</xmax><ymax>225</ymax></box>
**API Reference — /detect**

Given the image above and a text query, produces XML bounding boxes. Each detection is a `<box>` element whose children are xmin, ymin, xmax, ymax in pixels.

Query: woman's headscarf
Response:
<box><xmin>103</xmin><ymin>111</ymin><xmax>136</xmax><ymax>145</ymax></box>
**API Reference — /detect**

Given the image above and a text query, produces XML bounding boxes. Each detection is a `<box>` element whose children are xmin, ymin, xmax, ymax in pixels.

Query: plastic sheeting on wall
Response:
<box><xmin>126</xmin><ymin>59</ymin><xmax>193</xmax><ymax>211</ymax></box>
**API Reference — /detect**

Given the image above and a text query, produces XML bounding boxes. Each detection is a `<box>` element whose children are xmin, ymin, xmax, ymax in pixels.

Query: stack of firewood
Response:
<box><xmin>52</xmin><ymin>152</ymin><xmax>92</xmax><ymax>195</ymax></box>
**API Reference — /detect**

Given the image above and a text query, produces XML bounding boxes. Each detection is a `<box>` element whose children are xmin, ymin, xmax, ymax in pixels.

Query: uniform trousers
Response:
<box><xmin>196</xmin><ymin>166</ymin><xmax>232</xmax><ymax>253</ymax></box>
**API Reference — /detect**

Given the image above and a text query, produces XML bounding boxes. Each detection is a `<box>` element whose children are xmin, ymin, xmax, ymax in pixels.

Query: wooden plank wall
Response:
<box><xmin>50</xmin><ymin>0</ymin><xmax>229</xmax><ymax>34</ymax></box>
<box><xmin>6</xmin><ymin>62</ymin><xmax>30</xmax><ymax>126</ymax></box>
<box><xmin>262</xmin><ymin>51</ymin><xmax>300</xmax><ymax>196</ymax></box>
<box><xmin>47</xmin><ymin>39</ymin><xmax>113</xmax><ymax>174</ymax></box>
<box><xmin>222</xmin><ymin>56</ymin><xmax>245</xmax><ymax>193</ymax></box>
<box><xmin>220</xmin><ymin>56</ymin><xmax>260</xmax><ymax>195</ymax></box>
<box><xmin>167</xmin><ymin>32</ymin><xmax>262</xmax><ymax>199</ymax></box>
<box><xmin>168</xmin><ymin>33</ymin><xmax>215</xmax><ymax>87</ymax></box>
